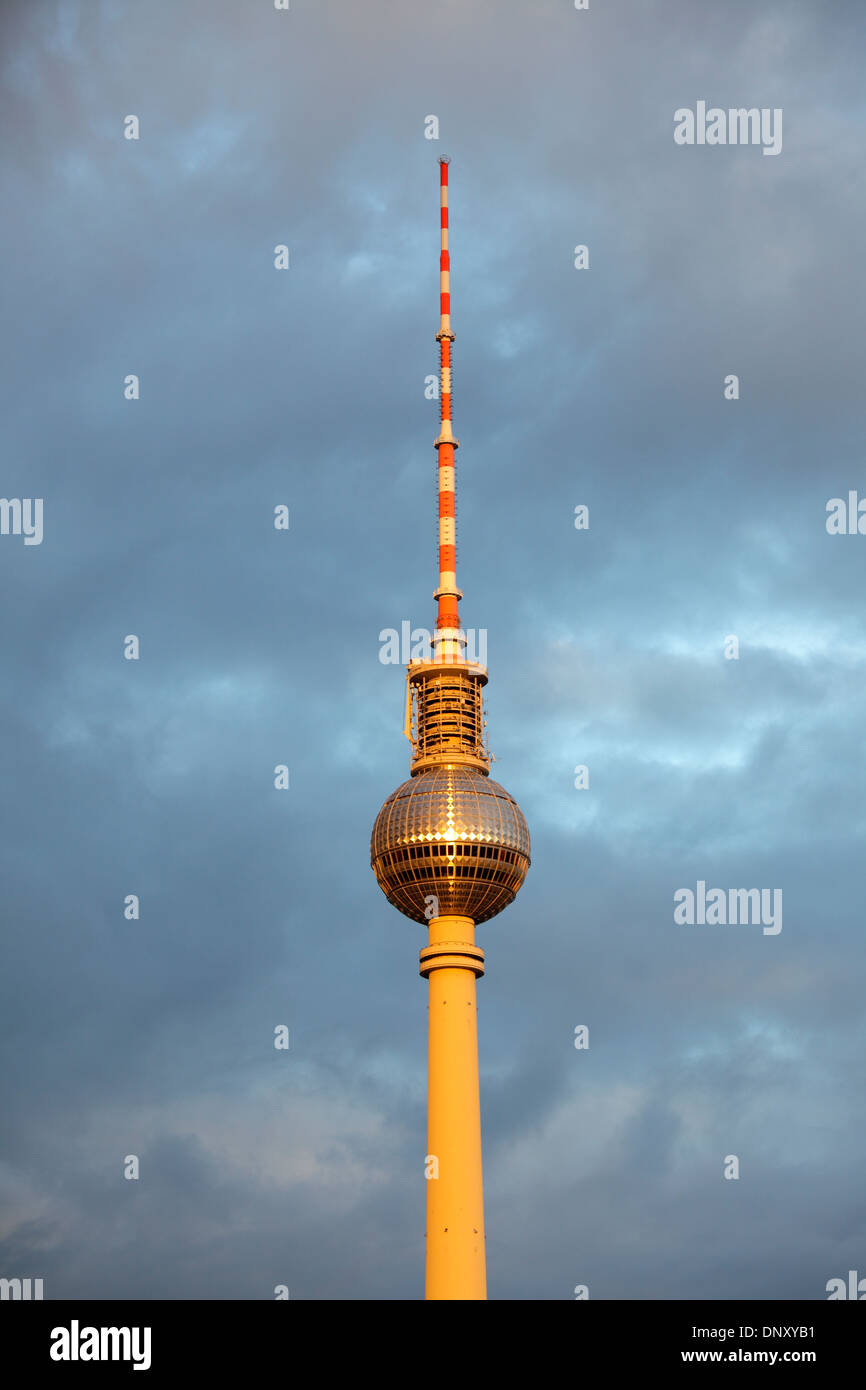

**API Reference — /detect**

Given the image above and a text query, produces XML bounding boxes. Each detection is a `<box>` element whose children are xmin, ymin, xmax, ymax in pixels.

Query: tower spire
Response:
<box><xmin>433</xmin><ymin>157</ymin><xmax>464</xmax><ymax>664</ymax></box>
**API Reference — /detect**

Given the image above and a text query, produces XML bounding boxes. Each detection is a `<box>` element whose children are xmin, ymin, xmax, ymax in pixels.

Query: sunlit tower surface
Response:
<box><xmin>370</xmin><ymin>159</ymin><xmax>530</xmax><ymax>1301</ymax></box>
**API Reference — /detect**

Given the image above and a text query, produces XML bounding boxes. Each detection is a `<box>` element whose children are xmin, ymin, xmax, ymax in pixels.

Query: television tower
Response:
<box><xmin>371</xmin><ymin>158</ymin><xmax>531</xmax><ymax>1301</ymax></box>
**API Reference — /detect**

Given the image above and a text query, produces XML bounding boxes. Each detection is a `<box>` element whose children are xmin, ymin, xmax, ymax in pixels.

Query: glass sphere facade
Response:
<box><xmin>371</xmin><ymin>763</ymin><xmax>530</xmax><ymax>924</ymax></box>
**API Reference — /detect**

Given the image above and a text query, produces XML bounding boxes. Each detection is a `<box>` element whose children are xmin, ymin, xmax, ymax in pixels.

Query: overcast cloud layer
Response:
<box><xmin>1</xmin><ymin>0</ymin><xmax>864</xmax><ymax>1300</ymax></box>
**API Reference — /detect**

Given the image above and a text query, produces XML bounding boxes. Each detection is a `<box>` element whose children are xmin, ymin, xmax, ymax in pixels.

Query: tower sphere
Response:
<box><xmin>371</xmin><ymin>763</ymin><xmax>530</xmax><ymax>924</ymax></box>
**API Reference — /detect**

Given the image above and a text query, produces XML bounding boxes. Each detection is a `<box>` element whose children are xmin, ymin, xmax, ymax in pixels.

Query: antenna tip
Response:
<box><xmin>438</xmin><ymin>156</ymin><xmax>451</xmax><ymax>165</ymax></box>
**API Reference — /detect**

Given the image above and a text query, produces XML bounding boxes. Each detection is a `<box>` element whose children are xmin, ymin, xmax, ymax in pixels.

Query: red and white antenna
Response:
<box><xmin>432</xmin><ymin>157</ymin><xmax>465</xmax><ymax>664</ymax></box>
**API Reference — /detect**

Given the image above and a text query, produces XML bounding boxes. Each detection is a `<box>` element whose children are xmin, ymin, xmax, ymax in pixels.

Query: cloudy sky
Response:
<box><xmin>1</xmin><ymin>0</ymin><xmax>864</xmax><ymax>1300</ymax></box>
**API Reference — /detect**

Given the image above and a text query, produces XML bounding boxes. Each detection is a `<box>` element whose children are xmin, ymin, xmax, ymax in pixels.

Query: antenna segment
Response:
<box><xmin>433</xmin><ymin>157</ymin><xmax>464</xmax><ymax>664</ymax></box>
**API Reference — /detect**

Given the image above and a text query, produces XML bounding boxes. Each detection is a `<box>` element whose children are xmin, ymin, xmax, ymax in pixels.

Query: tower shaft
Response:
<box><xmin>421</xmin><ymin>915</ymin><xmax>487</xmax><ymax>1300</ymax></box>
